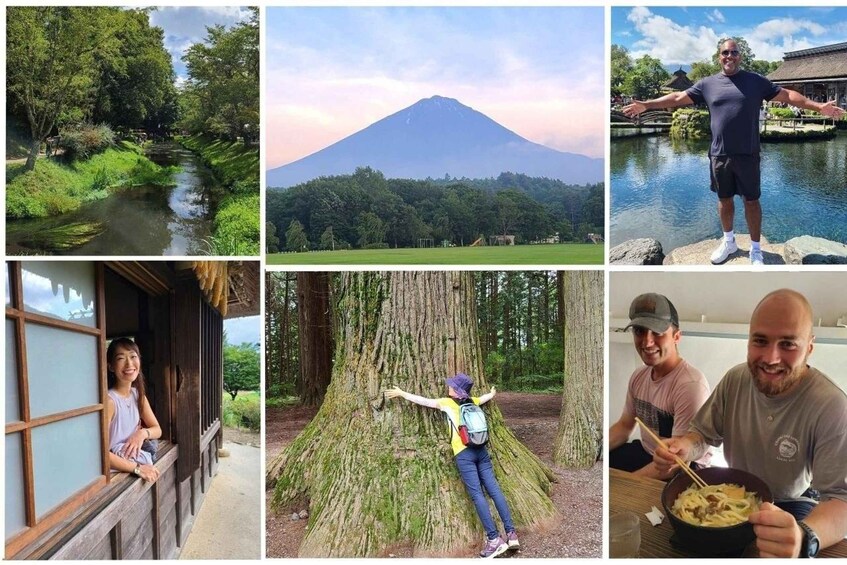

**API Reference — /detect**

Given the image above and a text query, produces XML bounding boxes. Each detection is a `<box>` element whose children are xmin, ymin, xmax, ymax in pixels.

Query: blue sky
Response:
<box><xmin>266</xmin><ymin>7</ymin><xmax>606</xmax><ymax>167</ymax></box>
<box><xmin>613</xmin><ymin>7</ymin><xmax>847</xmax><ymax>67</ymax></box>
<box><xmin>225</xmin><ymin>315</ymin><xmax>260</xmax><ymax>347</ymax></box>
<box><xmin>148</xmin><ymin>6</ymin><xmax>252</xmax><ymax>83</ymax></box>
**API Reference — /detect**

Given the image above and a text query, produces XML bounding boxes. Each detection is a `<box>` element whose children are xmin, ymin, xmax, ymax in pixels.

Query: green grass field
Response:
<box><xmin>267</xmin><ymin>243</ymin><xmax>603</xmax><ymax>265</ymax></box>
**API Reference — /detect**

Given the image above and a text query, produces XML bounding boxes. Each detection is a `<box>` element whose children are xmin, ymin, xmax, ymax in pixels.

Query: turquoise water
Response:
<box><xmin>610</xmin><ymin>134</ymin><xmax>847</xmax><ymax>251</ymax></box>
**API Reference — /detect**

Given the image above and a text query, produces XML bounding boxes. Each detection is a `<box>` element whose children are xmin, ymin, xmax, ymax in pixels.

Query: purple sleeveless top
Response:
<box><xmin>108</xmin><ymin>388</ymin><xmax>153</xmax><ymax>466</ymax></box>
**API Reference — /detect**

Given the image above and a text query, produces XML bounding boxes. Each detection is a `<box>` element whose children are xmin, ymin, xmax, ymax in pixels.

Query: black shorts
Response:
<box><xmin>709</xmin><ymin>154</ymin><xmax>761</xmax><ymax>201</ymax></box>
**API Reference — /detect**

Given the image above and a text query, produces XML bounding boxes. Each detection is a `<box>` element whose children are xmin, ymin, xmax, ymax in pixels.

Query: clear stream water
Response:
<box><xmin>610</xmin><ymin>134</ymin><xmax>847</xmax><ymax>252</ymax></box>
<box><xmin>7</xmin><ymin>142</ymin><xmax>219</xmax><ymax>256</ymax></box>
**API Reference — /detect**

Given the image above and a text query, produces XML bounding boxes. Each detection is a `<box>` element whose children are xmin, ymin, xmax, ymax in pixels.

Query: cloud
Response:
<box><xmin>707</xmin><ymin>9</ymin><xmax>725</xmax><ymax>24</ymax></box>
<box><xmin>626</xmin><ymin>7</ymin><xmax>720</xmax><ymax>65</ymax></box>
<box><xmin>266</xmin><ymin>8</ymin><xmax>606</xmax><ymax>166</ymax></box>
<box><xmin>748</xmin><ymin>18</ymin><xmax>828</xmax><ymax>61</ymax></box>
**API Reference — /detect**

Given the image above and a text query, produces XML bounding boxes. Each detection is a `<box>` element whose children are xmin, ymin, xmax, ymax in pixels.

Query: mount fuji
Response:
<box><xmin>267</xmin><ymin>95</ymin><xmax>602</xmax><ymax>188</ymax></box>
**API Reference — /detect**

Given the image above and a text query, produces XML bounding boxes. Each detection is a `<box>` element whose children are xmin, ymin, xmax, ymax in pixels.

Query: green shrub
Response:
<box><xmin>213</xmin><ymin>194</ymin><xmax>260</xmax><ymax>254</ymax></box>
<box><xmin>508</xmin><ymin>373</ymin><xmax>563</xmax><ymax>393</ymax></box>
<box><xmin>59</xmin><ymin>123</ymin><xmax>116</xmax><ymax>160</ymax></box>
<box><xmin>768</xmin><ymin>107</ymin><xmax>795</xmax><ymax>119</ymax></box>
<box><xmin>223</xmin><ymin>393</ymin><xmax>260</xmax><ymax>432</ymax></box>
<box><xmin>670</xmin><ymin>109</ymin><xmax>710</xmax><ymax>139</ymax></box>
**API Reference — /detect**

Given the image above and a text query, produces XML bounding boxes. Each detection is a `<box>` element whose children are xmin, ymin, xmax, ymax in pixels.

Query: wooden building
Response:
<box><xmin>663</xmin><ymin>68</ymin><xmax>693</xmax><ymax>92</ymax></box>
<box><xmin>5</xmin><ymin>261</ymin><xmax>259</xmax><ymax>559</ymax></box>
<box><xmin>768</xmin><ymin>42</ymin><xmax>847</xmax><ymax>108</ymax></box>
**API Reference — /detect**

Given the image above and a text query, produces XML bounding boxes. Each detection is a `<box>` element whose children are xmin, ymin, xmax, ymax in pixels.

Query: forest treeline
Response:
<box><xmin>266</xmin><ymin>167</ymin><xmax>604</xmax><ymax>252</ymax></box>
<box><xmin>266</xmin><ymin>271</ymin><xmax>566</xmax><ymax>402</ymax></box>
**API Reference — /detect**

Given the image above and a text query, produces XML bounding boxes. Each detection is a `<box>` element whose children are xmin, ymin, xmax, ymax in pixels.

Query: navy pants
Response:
<box><xmin>455</xmin><ymin>446</ymin><xmax>515</xmax><ymax>540</ymax></box>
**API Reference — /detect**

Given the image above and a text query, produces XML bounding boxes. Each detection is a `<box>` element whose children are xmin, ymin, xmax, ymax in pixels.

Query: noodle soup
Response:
<box><xmin>672</xmin><ymin>483</ymin><xmax>760</xmax><ymax>527</ymax></box>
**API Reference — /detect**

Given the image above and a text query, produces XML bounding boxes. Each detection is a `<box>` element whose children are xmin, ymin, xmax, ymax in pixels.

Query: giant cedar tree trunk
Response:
<box><xmin>553</xmin><ymin>270</ymin><xmax>603</xmax><ymax>467</ymax></box>
<box><xmin>297</xmin><ymin>272</ymin><xmax>333</xmax><ymax>406</ymax></box>
<box><xmin>267</xmin><ymin>272</ymin><xmax>556</xmax><ymax>557</ymax></box>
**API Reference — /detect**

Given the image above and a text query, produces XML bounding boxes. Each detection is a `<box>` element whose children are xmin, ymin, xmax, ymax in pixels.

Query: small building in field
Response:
<box><xmin>5</xmin><ymin>260</ymin><xmax>259</xmax><ymax>559</ymax></box>
<box><xmin>768</xmin><ymin>42</ymin><xmax>847</xmax><ymax>108</ymax></box>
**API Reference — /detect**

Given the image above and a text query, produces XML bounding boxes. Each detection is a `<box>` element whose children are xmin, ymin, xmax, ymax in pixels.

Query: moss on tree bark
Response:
<box><xmin>267</xmin><ymin>271</ymin><xmax>556</xmax><ymax>557</ymax></box>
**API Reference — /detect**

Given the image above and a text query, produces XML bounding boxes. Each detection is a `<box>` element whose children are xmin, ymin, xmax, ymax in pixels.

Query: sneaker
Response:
<box><xmin>750</xmin><ymin>248</ymin><xmax>764</xmax><ymax>265</ymax></box>
<box><xmin>506</xmin><ymin>530</ymin><xmax>520</xmax><ymax>549</ymax></box>
<box><xmin>480</xmin><ymin>536</ymin><xmax>508</xmax><ymax>559</ymax></box>
<box><xmin>710</xmin><ymin>239</ymin><xmax>738</xmax><ymax>264</ymax></box>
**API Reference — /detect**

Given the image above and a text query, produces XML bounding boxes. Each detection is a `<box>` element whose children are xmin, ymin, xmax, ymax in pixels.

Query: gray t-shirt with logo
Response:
<box><xmin>685</xmin><ymin>70</ymin><xmax>782</xmax><ymax>156</ymax></box>
<box><xmin>690</xmin><ymin>363</ymin><xmax>847</xmax><ymax>503</ymax></box>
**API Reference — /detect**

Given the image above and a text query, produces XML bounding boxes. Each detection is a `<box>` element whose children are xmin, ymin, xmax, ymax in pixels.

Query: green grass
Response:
<box><xmin>6</xmin><ymin>142</ymin><xmax>176</xmax><ymax>219</ymax></box>
<box><xmin>178</xmin><ymin>134</ymin><xmax>259</xmax><ymax>186</ymax></box>
<box><xmin>211</xmin><ymin>193</ymin><xmax>260</xmax><ymax>255</ymax></box>
<box><xmin>222</xmin><ymin>390</ymin><xmax>260</xmax><ymax>431</ymax></box>
<box><xmin>265</xmin><ymin>395</ymin><xmax>300</xmax><ymax>409</ymax></box>
<box><xmin>267</xmin><ymin>243</ymin><xmax>604</xmax><ymax>265</ymax></box>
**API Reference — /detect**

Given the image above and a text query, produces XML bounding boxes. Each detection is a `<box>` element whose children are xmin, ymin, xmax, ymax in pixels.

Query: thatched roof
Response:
<box><xmin>189</xmin><ymin>261</ymin><xmax>259</xmax><ymax>318</ymax></box>
<box><xmin>664</xmin><ymin>69</ymin><xmax>693</xmax><ymax>91</ymax></box>
<box><xmin>768</xmin><ymin>42</ymin><xmax>847</xmax><ymax>82</ymax></box>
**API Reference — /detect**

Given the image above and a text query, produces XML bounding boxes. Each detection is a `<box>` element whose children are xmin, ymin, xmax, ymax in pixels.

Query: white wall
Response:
<box><xmin>609</xmin><ymin>271</ymin><xmax>847</xmax><ymax>464</ymax></box>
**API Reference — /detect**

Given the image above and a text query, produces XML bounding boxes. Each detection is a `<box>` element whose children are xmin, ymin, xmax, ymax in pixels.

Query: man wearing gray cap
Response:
<box><xmin>609</xmin><ymin>293</ymin><xmax>711</xmax><ymax>479</ymax></box>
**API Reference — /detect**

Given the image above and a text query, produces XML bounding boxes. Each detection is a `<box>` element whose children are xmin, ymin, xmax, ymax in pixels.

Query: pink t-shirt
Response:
<box><xmin>623</xmin><ymin>359</ymin><xmax>711</xmax><ymax>466</ymax></box>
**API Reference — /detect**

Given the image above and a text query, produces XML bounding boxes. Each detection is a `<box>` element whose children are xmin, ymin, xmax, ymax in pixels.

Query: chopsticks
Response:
<box><xmin>634</xmin><ymin>416</ymin><xmax>708</xmax><ymax>489</ymax></box>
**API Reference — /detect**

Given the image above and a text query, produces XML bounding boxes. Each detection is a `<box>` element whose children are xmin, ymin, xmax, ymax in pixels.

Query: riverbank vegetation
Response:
<box><xmin>7</xmin><ymin>141</ymin><xmax>175</xmax><ymax>219</ymax></box>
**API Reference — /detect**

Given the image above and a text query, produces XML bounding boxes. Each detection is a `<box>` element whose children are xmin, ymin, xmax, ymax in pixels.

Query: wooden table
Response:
<box><xmin>609</xmin><ymin>468</ymin><xmax>847</xmax><ymax>558</ymax></box>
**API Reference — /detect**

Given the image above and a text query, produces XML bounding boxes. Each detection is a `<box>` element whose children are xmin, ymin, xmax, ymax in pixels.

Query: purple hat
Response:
<box><xmin>445</xmin><ymin>373</ymin><xmax>473</xmax><ymax>399</ymax></box>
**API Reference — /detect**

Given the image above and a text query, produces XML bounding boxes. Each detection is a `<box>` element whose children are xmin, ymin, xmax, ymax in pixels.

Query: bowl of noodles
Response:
<box><xmin>661</xmin><ymin>466</ymin><xmax>773</xmax><ymax>556</ymax></box>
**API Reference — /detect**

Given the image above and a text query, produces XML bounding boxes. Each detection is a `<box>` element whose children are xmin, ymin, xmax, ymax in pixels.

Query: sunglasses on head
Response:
<box><xmin>721</xmin><ymin>49</ymin><xmax>740</xmax><ymax>57</ymax></box>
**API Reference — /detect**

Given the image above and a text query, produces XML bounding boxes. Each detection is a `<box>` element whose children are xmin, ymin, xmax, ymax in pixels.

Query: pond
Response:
<box><xmin>610</xmin><ymin>134</ymin><xmax>847</xmax><ymax>252</ymax></box>
<box><xmin>6</xmin><ymin>143</ymin><xmax>220</xmax><ymax>255</ymax></box>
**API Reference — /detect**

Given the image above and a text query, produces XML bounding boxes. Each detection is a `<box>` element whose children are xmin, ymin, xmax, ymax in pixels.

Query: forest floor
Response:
<box><xmin>265</xmin><ymin>392</ymin><xmax>602</xmax><ymax>558</ymax></box>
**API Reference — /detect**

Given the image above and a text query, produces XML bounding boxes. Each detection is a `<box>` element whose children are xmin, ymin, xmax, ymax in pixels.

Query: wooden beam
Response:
<box><xmin>104</xmin><ymin>262</ymin><xmax>172</xmax><ymax>297</ymax></box>
<box><xmin>96</xmin><ymin>263</ymin><xmax>110</xmax><ymax>481</ymax></box>
<box><xmin>40</xmin><ymin>448</ymin><xmax>177</xmax><ymax>560</ymax></box>
<box><xmin>5</xmin><ymin>404</ymin><xmax>103</xmax><ymax>434</ymax></box>
<box><xmin>18</xmin><ymin>311</ymin><xmax>103</xmax><ymax>336</ymax></box>
<box><xmin>174</xmin><ymin>277</ymin><xmax>201</xmax><ymax>483</ymax></box>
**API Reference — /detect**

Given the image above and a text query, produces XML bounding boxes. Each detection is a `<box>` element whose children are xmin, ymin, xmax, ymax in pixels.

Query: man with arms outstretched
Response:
<box><xmin>624</xmin><ymin>39</ymin><xmax>846</xmax><ymax>265</ymax></box>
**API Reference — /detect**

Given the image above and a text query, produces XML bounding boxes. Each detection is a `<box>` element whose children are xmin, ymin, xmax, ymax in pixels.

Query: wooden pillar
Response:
<box><xmin>174</xmin><ymin>278</ymin><xmax>201</xmax><ymax>483</ymax></box>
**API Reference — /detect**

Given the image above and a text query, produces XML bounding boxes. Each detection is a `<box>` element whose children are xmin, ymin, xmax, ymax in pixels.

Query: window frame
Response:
<box><xmin>5</xmin><ymin>262</ymin><xmax>109</xmax><ymax>557</ymax></box>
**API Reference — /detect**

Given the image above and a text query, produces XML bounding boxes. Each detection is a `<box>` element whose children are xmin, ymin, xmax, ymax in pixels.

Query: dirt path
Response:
<box><xmin>265</xmin><ymin>392</ymin><xmax>602</xmax><ymax>558</ymax></box>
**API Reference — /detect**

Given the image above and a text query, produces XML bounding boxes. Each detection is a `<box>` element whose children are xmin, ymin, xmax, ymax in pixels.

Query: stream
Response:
<box><xmin>6</xmin><ymin>142</ymin><xmax>220</xmax><ymax>256</ymax></box>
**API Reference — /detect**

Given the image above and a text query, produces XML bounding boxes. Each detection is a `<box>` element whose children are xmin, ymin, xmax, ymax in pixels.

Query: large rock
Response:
<box><xmin>783</xmin><ymin>236</ymin><xmax>847</xmax><ymax>264</ymax></box>
<box><xmin>664</xmin><ymin>235</ymin><xmax>785</xmax><ymax>265</ymax></box>
<box><xmin>609</xmin><ymin>238</ymin><xmax>664</xmax><ymax>265</ymax></box>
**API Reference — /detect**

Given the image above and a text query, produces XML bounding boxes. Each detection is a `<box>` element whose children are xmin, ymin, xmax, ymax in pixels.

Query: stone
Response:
<box><xmin>609</xmin><ymin>238</ymin><xmax>664</xmax><ymax>265</ymax></box>
<box><xmin>664</xmin><ymin>235</ymin><xmax>784</xmax><ymax>265</ymax></box>
<box><xmin>298</xmin><ymin>509</ymin><xmax>309</xmax><ymax>519</ymax></box>
<box><xmin>290</xmin><ymin>513</ymin><xmax>300</xmax><ymax>521</ymax></box>
<box><xmin>783</xmin><ymin>236</ymin><xmax>847</xmax><ymax>264</ymax></box>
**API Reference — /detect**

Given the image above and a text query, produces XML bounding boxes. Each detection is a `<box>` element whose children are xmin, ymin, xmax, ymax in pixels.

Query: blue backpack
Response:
<box><xmin>449</xmin><ymin>399</ymin><xmax>489</xmax><ymax>446</ymax></box>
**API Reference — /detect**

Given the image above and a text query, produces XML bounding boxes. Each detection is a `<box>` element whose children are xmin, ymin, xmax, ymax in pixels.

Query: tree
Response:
<box><xmin>711</xmin><ymin>36</ymin><xmax>755</xmax><ymax>71</ymax></box>
<box><xmin>7</xmin><ymin>7</ymin><xmax>121</xmax><ymax>170</ymax></box>
<box><xmin>267</xmin><ymin>272</ymin><xmax>556</xmax><ymax>556</ymax></box>
<box><xmin>554</xmin><ymin>271</ymin><xmax>603</xmax><ymax>467</ymax></box>
<box><xmin>623</xmin><ymin>55</ymin><xmax>670</xmax><ymax>100</ymax></box>
<box><xmin>296</xmin><ymin>273</ymin><xmax>333</xmax><ymax>407</ymax></box>
<box><xmin>180</xmin><ymin>7</ymin><xmax>259</xmax><ymax>141</ymax></box>
<box><xmin>223</xmin><ymin>342</ymin><xmax>260</xmax><ymax>401</ymax></box>
<box><xmin>688</xmin><ymin>59</ymin><xmax>719</xmax><ymax>82</ymax></box>
<box><xmin>356</xmin><ymin>212</ymin><xmax>387</xmax><ymax>247</ymax></box>
<box><xmin>611</xmin><ymin>44</ymin><xmax>633</xmax><ymax>97</ymax></box>
<box><xmin>319</xmin><ymin>226</ymin><xmax>336</xmax><ymax>250</ymax></box>
<box><xmin>285</xmin><ymin>219</ymin><xmax>309</xmax><ymax>252</ymax></box>
<box><xmin>266</xmin><ymin>221</ymin><xmax>280</xmax><ymax>253</ymax></box>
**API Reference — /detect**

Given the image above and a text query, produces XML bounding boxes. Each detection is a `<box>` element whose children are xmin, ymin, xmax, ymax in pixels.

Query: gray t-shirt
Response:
<box><xmin>686</xmin><ymin>70</ymin><xmax>782</xmax><ymax>156</ymax></box>
<box><xmin>691</xmin><ymin>363</ymin><xmax>847</xmax><ymax>504</ymax></box>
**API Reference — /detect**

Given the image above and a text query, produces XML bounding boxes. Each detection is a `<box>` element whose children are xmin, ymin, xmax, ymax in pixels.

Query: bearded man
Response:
<box><xmin>654</xmin><ymin>289</ymin><xmax>847</xmax><ymax>558</ymax></box>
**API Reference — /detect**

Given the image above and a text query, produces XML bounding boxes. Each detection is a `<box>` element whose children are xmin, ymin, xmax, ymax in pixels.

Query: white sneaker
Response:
<box><xmin>710</xmin><ymin>239</ymin><xmax>738</xmax><ymax>264</ymax></box>
<box><xmin>750</xmin><ymin>249</ymin><xmax>764</xmax><ymax>265</ymax></box>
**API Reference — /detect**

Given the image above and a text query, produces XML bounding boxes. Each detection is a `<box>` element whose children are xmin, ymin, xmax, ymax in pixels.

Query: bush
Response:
<box><xmin>213</xmin><ymin>194</ymin><xmax>260</xmax><ymax>254</ymax></box>
<box><xmin>508</xmin><ymin>373</ymin><xmax>563</xmax><ymax>393</ymax></box>
<box><xmin>223</xmin><ymin>393</ymin><xmax>260</xmax><ymax>432</ymax></box>
<box><xmin>58</xmin><ymin>123</ymin><xmax>116</xmax><ymax>160</ymax></box>
<box><xmin>670</xmin><ymin>109</ymin><xmax>710</xmax><ymax>140</ymax></box>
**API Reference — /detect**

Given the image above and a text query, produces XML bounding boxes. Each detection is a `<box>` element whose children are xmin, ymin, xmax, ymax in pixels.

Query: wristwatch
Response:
<box><xmin>133</xmin><ymin>465</ymin><xmax>142</xmax><ymax>477</ymax></box>
<box><xmin>798</xmin><ymin>521</ymin><xmax>820</xmax><ymax>558</ymax></box>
